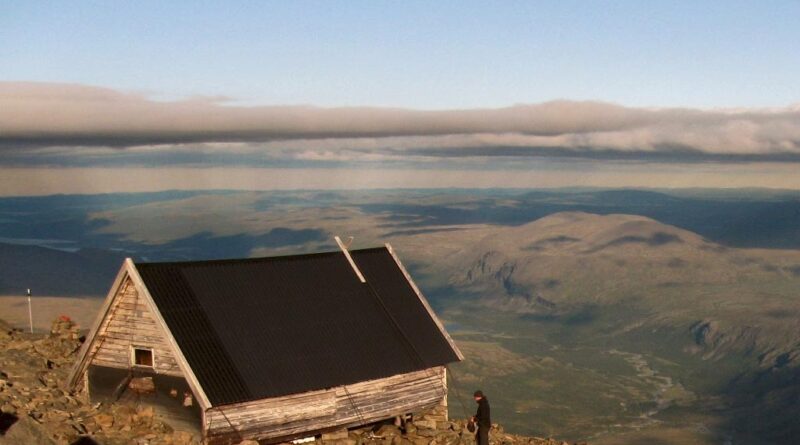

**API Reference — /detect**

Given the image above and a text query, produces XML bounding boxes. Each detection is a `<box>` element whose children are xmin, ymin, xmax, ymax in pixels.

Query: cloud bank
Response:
<box><xmin>2</xmin><ymin>82</ymin><xmax>800</xmax><ymax>163</ymax></box>
<box><xmin>4</xmin><ymin>164</ymin><xmax>800</xmax><ymax>196</ymax></box>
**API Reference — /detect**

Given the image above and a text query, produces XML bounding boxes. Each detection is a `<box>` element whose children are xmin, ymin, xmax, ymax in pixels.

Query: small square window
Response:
<box><xmin>133</xmin><ymin>348</ymin><xmax>153</xmax><ymax>367</ymax></box>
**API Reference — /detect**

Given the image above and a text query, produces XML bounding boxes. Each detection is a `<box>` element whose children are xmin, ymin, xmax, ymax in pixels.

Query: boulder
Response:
<box><xmin>0</xmin><ymin>414</ymin><xmax>58</xmax><ymax>445</ymax></box>
<box><xmin>375</xmin><ymin>424</ymin><xmax>401</xmax><ymax>437</ymax></box>
<box><xmin>415</xmin><ymin>427</ymin><xmax>438</xmax><ymax>438</ymax></box>
<box><xmin>432</xmin><ymin>431</ymin><xmax>460</xmax><ymax>445</ymax></box>
<box><xmin>94</xmin><ymin>413</ymin><xmax>114</xmax><ymax>431</ymax></box>
<box><xmin>168</xmin><ymin>430</ymin><xmax>197</xmax><ymax>444</ymax></box>
<box><xmin>413</xmin><ymin>420</ymin><xmax>437</xmax><ymax>431</ymax></box>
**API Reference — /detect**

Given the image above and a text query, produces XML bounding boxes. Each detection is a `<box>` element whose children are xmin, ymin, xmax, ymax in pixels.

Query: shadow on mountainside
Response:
<box><xmin>720</xmin><ymin>362</ymin><xmax>800</xmax><ymax>444</ymax></box>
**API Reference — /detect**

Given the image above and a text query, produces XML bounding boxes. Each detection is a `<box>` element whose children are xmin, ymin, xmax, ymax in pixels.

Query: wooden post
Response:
<box><xmin>441</xmin><ymin>367</ymin><xmax>449</xmax><ymax>421</ymax></box>
<box><xmin>27</xmin><ymin>288</ymin><xmax>33</xmax><ymax>333</ymax></box>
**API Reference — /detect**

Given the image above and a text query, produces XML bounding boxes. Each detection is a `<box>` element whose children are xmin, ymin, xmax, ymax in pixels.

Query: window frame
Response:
<box><xmin>130</xmin><ymin>346</ymin><xmax>155</xmax><ymax>369</ymax></box>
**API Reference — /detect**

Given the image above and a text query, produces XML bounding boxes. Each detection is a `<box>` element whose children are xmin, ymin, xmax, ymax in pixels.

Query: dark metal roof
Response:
<box><xmin>134</xmin><ymin>247</ymin><xmax>460</xmax><ymax>406</ymax></box>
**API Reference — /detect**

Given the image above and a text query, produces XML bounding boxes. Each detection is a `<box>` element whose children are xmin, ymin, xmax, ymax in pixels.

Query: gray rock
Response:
<box><xmin>0</xmin><ymin>414</ymin><xmax>58</xmax><ymax>445</ymax></box>
<box><xmin>413</xmin><ymin>420</ymin><xmax>437</xmax><ymax>431</ymax></box>
<box><xmin>376</xmin><ymin>424</ymin><xmax>402</xmax><ymax>437</ymax></box>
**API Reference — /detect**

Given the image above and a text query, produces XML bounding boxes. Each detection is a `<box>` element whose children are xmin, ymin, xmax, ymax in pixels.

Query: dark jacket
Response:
<box><xmin>474</xmin><ymin>397</ymin><xmax>491</xmax><ymax>427</ymax></box>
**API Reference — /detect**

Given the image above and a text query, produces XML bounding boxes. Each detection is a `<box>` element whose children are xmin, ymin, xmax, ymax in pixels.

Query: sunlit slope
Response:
<box><xmin>450</xmin><ymin>211</ymin><xmax>793</xmax><ymax>296</ymax></box>
<box><xmin>443</xmin><ymin>212</ymin><xmax>800</xmax><ymax>357</ymax></box>
<box><xmin>429</xmin><ymin>212</ymin><xmax>800</xmax><ymax>443</ymax></box>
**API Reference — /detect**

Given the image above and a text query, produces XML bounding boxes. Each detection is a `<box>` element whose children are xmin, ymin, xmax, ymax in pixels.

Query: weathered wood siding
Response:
<box><xmin>87</xmin><ymin>277</ymin><xmax>182</xmax><ymax>375</ymax></box>
<box><xmin>206</xmin><ymin>366</ymin><xmax>447</xmax><ymax>445</ymax></box>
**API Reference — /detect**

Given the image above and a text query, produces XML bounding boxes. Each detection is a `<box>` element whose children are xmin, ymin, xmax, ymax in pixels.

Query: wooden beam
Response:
<box><xmin>206</xmin><ymin>367</ymin><xmax>446</xmax><ymax>444</ymax></box>
<box><xmin>384</xmin><ymin>244</ymin><xmax>464</xmax><ymax>361</ymax></box>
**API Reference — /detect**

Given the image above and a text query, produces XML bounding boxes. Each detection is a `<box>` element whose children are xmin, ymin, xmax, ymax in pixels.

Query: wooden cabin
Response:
<box><xmin>67</xmin><ymin>244</ymin><xmax>463</xmax><ymax>444</ymax></box>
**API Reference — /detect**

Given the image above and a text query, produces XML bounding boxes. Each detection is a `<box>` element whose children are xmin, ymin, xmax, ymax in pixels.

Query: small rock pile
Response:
<box><xmin>0</xmin><ymin>317</ymin><xmax>199</xmax><ymax>445</ymax></box>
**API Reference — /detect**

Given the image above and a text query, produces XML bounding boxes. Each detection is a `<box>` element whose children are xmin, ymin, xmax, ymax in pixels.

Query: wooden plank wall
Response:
<box><xmin>86</xmin><ymin>277</ymin><xmax>182</xmax><ymax>376</ymax></box>
<box><xmin>206</xmin><ymin>367</ymin><xmax>447</xmax><ymax>445</ymax></box>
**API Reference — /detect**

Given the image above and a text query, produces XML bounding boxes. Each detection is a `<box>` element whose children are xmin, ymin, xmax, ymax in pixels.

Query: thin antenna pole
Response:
<box><xmin>27</xmin><ymin>288</ymin><xmax>33</xmax><ymax>333</ymax></box>
<box><xmin>334</xmin><ymin>236</ymin><xmax>366</xmax><ymax>283</ymax></box>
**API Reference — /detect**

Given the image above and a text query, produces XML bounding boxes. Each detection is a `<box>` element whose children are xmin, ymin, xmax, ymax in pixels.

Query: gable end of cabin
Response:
<box><xmin>68</xmin><ymin>265</ymin><xmax>204</xmax><ymax>434</ymax></box>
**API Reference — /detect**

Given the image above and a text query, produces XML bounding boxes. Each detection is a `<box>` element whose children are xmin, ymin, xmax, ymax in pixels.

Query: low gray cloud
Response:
<box><xmin>1</xmin><ymin>82</ymin><xmax>800</xmax><ymax>163</ymax></box>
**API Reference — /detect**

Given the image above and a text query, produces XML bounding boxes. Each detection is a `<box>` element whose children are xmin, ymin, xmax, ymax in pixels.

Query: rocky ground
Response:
<box><xmin>309</xmin><ymin>420</ymin><xmax>584</xmax><ymax>445</ymax></box>
<box><xmin>0</xmin><ymin>317</ymin><xmax>581</xmax><ymax>445</ymax></box>
<box><xmin>0</xmin><ymin>317</ymin><xmax>199</xmax><ymax>445</ymax></box>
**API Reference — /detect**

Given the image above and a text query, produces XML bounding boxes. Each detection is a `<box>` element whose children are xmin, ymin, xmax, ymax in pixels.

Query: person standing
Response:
<box><xmin>472</xmin><ymin>390</ymin><xmax>491</xmax><ymax>445</ymax></box>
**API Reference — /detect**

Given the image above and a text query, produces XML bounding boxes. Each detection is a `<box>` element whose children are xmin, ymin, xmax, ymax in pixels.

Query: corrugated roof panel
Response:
<box><xmin>135</xmin><ymin>247</ymin><xmax>459</xmax><ymax>406</ymax></box>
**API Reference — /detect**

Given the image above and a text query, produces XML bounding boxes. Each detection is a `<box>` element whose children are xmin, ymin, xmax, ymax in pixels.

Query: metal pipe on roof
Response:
<box><xmin>335</xmin><ymin>236</ymin><xmax>366</xmax><ymax>283</ymax></box>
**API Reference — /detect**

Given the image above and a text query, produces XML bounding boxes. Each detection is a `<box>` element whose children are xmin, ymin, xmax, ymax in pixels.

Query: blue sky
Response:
<box><xmin>3</xmin><ymin>1</ymin><xmax>799</xmax><ymax>109</ymax></box>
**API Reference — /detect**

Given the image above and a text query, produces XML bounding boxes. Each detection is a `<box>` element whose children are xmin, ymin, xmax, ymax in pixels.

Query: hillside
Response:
<box><xmin>426</xmin><ymin>212</ymin><xmax>800</xmax><ymax>443</ymax></box>
<box><xmin>442</xmin><ymin>212</ymin><xmax>800</xmax><ymax>357</ymax></box>
<box><xmin>451</xmin><ymin>211</ymin><xmax>795</xmax><ymax>292</ymax></box>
